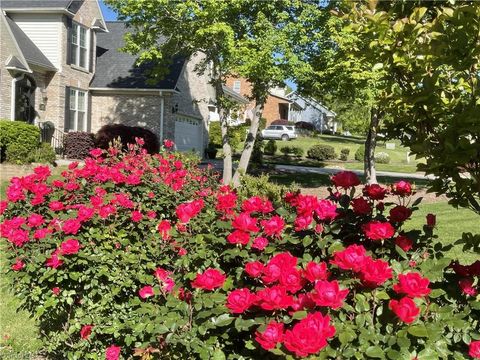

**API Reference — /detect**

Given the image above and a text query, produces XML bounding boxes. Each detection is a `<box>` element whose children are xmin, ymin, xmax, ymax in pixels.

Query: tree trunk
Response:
<box><xmin>232</xmin><ymin>100</ymin><xmax>265</xmax><ymax>187</ymax></box>
<box><xmin>213</xmin><ymin>79</ymin><xmax>233</xmax><ymax>184</ymax></box>
<box><xmin>364</xmin><ymin>107</ymin><xmax>380</xmax><ymax>184</ymax></box>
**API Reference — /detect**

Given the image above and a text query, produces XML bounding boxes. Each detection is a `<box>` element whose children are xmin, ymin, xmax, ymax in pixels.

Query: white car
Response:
<box><xmin>261</xmin><ymin>125</ymin><xmax>297</xmax><ymax>141</ymax></box>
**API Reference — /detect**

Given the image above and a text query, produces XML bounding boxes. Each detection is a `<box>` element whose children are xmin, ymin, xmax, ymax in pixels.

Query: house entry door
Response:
<box><xmin>14</xmin><ymin>75</ymin><xmax>36</xmax><ymax>123</ymax></box>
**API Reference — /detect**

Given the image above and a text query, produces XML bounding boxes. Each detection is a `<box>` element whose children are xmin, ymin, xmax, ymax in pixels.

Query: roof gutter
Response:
<box><xmin>89</xmin><ymin>88</ymin><xmax>180</xmax><ymax>95</ymax></box>
<box><xmin>3</xmin><ymin>8</ymin><xmax>75</xmax><ymax>16</ymax></box>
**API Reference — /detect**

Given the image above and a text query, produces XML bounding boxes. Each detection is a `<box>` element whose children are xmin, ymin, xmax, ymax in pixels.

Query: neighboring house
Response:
<box><xmin>286</xmin><ymin>92</ymin><xmax>338</xmax><ymax>133</ymax></box>
<box><xmin>0</xmin><ymin>1</ymin><xmax>241</xmax><ymax>154</ymax></box>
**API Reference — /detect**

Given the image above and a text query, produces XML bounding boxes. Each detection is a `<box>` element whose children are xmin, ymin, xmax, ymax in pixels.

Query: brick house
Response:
<box><xmin>0</xmin><ymin>0</ymin><xmax>238</xmax><ymax>154</ymax></box>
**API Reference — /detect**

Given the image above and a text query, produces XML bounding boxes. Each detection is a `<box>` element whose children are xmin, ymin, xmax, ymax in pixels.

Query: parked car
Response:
<box><xmin>261</xmin><ymin>125</ymin><xmax>297</xmax><ymax>141</ymax></box>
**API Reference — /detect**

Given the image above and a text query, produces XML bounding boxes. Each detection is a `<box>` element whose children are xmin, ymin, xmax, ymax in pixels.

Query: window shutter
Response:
<box><xmin>66</xmin><ymin>17</ymin><xmax>73</xmax><ymax>65</ymax></box>
<box><xmin>89</xmin><ymin>30</ymin><xmax>94</xmax><ymax>73</ymax></box>
<box><xmin>64</xmin><ymin>86</ymin><xmax>71</xmax><ymax>131</ymax></box>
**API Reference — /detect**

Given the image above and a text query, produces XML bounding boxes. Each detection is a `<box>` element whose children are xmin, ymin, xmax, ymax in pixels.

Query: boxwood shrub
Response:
<box><xmin>307</xmin><ymin>144</ymin><xmax>336</xmax><ymax>160</ymax></box>
<box><xmin>1</xmin><ymin>143</ymin><xmax>479</xmax><ymax>359</ymax></box>
<box><xmin>0</xmin><ymin>120</ymin><xmax>40</xmax><ymax>164</ymax></box>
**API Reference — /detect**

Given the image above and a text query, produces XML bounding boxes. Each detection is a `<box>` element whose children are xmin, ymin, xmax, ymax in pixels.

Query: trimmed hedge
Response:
<box><xmin>263</xmin><ymin>139</ymin><xmax>277</xmax><ymax>155</ymax></box>
<box><xmin>307</xmin><ymin>144</ymin><xmax>336</xmax><ymax>161</ymax></box>
<box><xmin>95</xmin><ymin>124</ymin><xmax>160</xmax><ymax>154</ymax></box>
<box><xmin>0</xmin><ymin>120</ymin><xmax>40</xmax><ymax>164</ymax></box>
<box><xmin>375</xmin><ymin>151</ymin><xmax>391</xmax><ymax>164</ymax></box>
<box><xmin>355</xmin><ymin>145</ymin><xmax>365</xmax><ymax>162</ymax></box>
<box><xmin>340</xmin><ymin>148</ymin><xmax>350</xmax><ymax>161</ymax></box>
<box><xmin>64</xmin><ymin>132</ymin><xmax>95</xmax><ymax>160</ymax></box>
<box><xmin>32</xmin><ymin>142</ymin><xmax>56</xmax><ymax>164</ymax></box>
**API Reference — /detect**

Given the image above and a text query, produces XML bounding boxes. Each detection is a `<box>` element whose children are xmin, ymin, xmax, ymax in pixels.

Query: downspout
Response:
<box><xmin>159</xmin><ymin>91</ymin><xmax>164</xmax><ymax>141</ymax></box>
<box><xmin>10</xmin><ymin>76</ymin><xmax>19</xmax><ymax>120</ymax></box>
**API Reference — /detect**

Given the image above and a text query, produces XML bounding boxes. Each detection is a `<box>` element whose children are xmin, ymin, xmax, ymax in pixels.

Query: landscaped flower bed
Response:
<box><xmin>1</xmin><ymin>140</ymin><xmax>479</xmax><ymax>359</ymax></box>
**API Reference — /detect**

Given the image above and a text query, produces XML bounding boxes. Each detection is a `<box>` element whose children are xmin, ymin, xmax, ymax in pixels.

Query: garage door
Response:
<box><xmin>174</xmin><ymin>115</ymin><xmax>203</xmax><ymax>153</ymax></box>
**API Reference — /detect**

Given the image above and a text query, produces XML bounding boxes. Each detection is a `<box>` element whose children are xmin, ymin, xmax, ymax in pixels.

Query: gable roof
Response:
<box><xmin>287</xmin><ymin>92</ymin><xmax>336</xmax><ymax>117</ymax></box>
<box><xmin>0</xmin><ymin>0</ymin><xmax>84</xmax><ymax>14</ymax></box>
<box><xmin>4</xmin><ymin>15</ymin><xmax>57</xmax><ymax>71</ymax></box>
<box><xmin>90</xmin><ymin>21</ymin><xmax>185</xmax><ymax>90</ymax></box>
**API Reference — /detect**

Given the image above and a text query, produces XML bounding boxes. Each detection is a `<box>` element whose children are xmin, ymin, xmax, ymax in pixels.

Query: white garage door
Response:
<box><xmin>174</xmin><ymin>115</ymin><xmax>203</xmax><ymax>153</ymax></box>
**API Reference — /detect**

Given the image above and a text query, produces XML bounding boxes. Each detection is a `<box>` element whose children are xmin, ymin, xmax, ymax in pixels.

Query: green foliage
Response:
<box><xmin>209</xmin><ymin>122</ymin><xmax>222</xmax><ymax>148</ymax></box>
<box><xmin>280</xmin><ymin>145</ymin><xmax>304</xmax><ymax>157</ymax></box>
<box><xmin>375</xmin><ymin>152</ymin><xmax>390</xmax><ymax>164</ymax></box>
<box><xmin>64</xmin><ymin>132</ymin><xmax>95</xmax><ymax>160</ymax></box>
<box><xmin>307</xmin><ymin>144</ymin><xmax>336</xmax><ymax>161</ymax></box>
<box><xmin>340</xmin><ymin>148</ymin><xmax>350</xmax><ymax>161</ymax></box>
<box><xmin>208</xmin><ymin>122</ymin><xmax>248</xmax><ymax>152</ymax></box>
<box><xmin>31</xmin><ymin>143</ymin><xmax>56</xmax><ymax>164</ymax></box>
<box><xmin>263</xmin><ymin>139</ymin><xmax>277</xmax><ymax>156</ymax></box>
<box><xmin>0</xmin><ymin>120</ymin><xmax>40</xmax><ymax>164</ymax></box>
<box><xmin>355</xmin><ymin>146</ymin><xmax>365</xmax><ymax>162</ymax></box>
<box><xmin>236</xmin><ymin>174</ymin><xmax>296</xmax><ymax>206</ymax></box>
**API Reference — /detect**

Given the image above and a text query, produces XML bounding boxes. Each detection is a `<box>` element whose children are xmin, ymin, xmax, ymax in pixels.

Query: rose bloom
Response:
<box><xmin>252</xmin><ymin>236</ymin><xmax>269</xmax><ymax>250</ymax></box>
<box><xmin>226</xmin><ymin>288</ymin><xmax>257</xmax><ymax>313</ymax></box>
<box><xmin>393</xmin><ymin>272</ymin><xmax>431</xmax><ymax>298</ymax></box>
<box><xmin>283</xmin><ymin>312</ymin><xmax>336</xmax><ymax>358</ymax></box>
<box><xmin>11</xmin><ymin>259</ymin><xmax>25</xmax><ymax>271</ymax></box>
<box><xmin>359</xmin><ymin>258</ymin><xmax>393</xmax><ymax>287</ymax></box>
<box><xmin>459</xmin><ymin>278</ymin><xmax>478</xmax><ymax>296</ymax></box>
<box><xmin>351</xmin><ymin>197</ymin><xmax>372</xmax><ymax>215</ymax></box>
<box><xmin>315</xmin><ymin>200</ymin><xmax>338</xmax><ymax>221</ymax></box>
<box><xmin>389</xmin><ymin>297</ymin><xmax>420</xmax><ymax>324</ymax></box>
<box><xmin>469</xmin><ymin>341</ymin><xmax>480</xmax><ymax>359</ymax></box>
<box><xmin>261</xmin><ymin>215</ymin><xmax>285</xmax><ymax>237</ymax></box>
<box><xmin>255</xmin><ymin>321</ymin><xmax>284</xmax><ymax>350</ymax></box>
<box><xmin>105</xmin><ymin>345</ymin><xmax>121</xmax><ymax>360</ymax></box>
<box><xmin>227</xmin><ymin>230</ymin><xmax>250</xmax><ymax>245</ymax></box>
<box><xmin>426</xmin><ymin>213</ymin><xmax>436</xmax><ymax>228</ymax></box>
<box><xmin>60</xmin><ymin>239</ymin><xmax>80</xmax><ymax>255</ymax></box>
<box><xmin>279</xmin><ymin>268</ymin><xmax>304</xmax><ymax>293</ymax></box>
<box><xmin>389</xmin><ymin>205</ymin><xmax>412</xmax><ymax>223</ymax></box>
<box><xmin>232</xmin><ymin>212</ymin><xmax>259</xmax><ymax>233</ymax></box>
<box><xmin>157</xmin><ymin>220</ymin><xmax>171</xmax><ymax>240</ymax></box>
<box><xmin>395</xmin><ymin>235</ymin><xmax>413</xmax><ymax>252</ymax></box>
<box><xmin>330</xmin><ymin>244</ymin><xmax>367</xmax><ymax>272</ymax></box>
<box><xmin>362</xmin><ymin>221</ymin><xmax>395</xmax><ymax>240</ymax></box>
<box><xmin>304</xmin><ymin>261</ymin><xmax>330</xmax><ymax>282</ymax></box>
<box><xmin>262</xmin><ymin>252</ymin><xmax>298</xmax><ymax>283</ymax></box>
<box><xmin>139</xmin><ymin>285</ymin><xmax>155</xmax><ymax>299</ymax></box>
<box><xmin>52</xmin><ymin>287</ymin><xmax>61</xmax><ymax>295</ymax></box>
<box><xmin>290</xmin><ymin>293</ymin><xmax>316</xmax><ymax>313</ymax></box>
<box><xmin>331</xmin><ymin>171</ymin><xmax>361</xmax><ymax>189</ymax></box>
<box><xmin>27</xmin><ymin>213</ymin><xmax>44</xmax><ymax>227</ymax></box>
<box><xmin>175</xmin><ymin>199</ymin><xmax>204</xmax><ymax>223</ymax></box>
<box><xmin>310</xmin><ymin>280</ymin><xmax>349</xmax><ymax>309</ymax></box>
<box><xmin>131</xmin><ymin>210</ymin><xmax>143</xmax><ymax>222</ymax></box>
<box><xmin>163</xmin><ymin>139</ymin><xmax>175</xmax><ymax>148</ymax></box>
<box><xmin>363</xmin><ymin>183</ymin><xmax>387</xmax><ymax>200</ymax></box>
<box><xmin>62</xmin><ymin>219</ymin><xmax>81</xmax><ymax>235</ymax></box>
<box><xmin>256</xmin><ymin>285</ymin><xmax>294</xmax><ymax>310</ymax></box>
<box><xmin>294</xmin><ymin>214</ymin><xmax>313</xmax><ymax>231</ymax></box>
<box><xmin>45</xmin><ymin>250</ymin><xmax>63</xmax><ymax>268</ymax></box>
<box><xmin>80</xmin><ymin>325</ymin><xmax>93</xmax><ymax>340</ymax></box>
<box><xmin>89</xmin><ymin>148</ymin><xmax>103</xmax><ymax>158</ymax></box>
<box><xmin>191</xmin><ymin>269</ymin><xmax>226</xmax><ymax>290</ymax></box>
<box><xmin>392</xmin><ymin>180</ymin><xmax>412</xmax><ymax>196</ymax></box>
<box><xmin>245</xmin><ymin>261</ymin><xmax>264</xmax><ymax>277</ymax></box>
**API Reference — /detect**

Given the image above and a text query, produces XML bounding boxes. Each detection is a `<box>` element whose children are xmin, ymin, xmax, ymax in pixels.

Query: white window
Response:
<box><xmin>67</xmin><ymin>88</ymin><xmax>87</xmax><ymax>131</ymax></box>
<box><xmin>233</xmin><ymin>80</ymin><xmax>241</xmax><ymax>93</ymax></box>
<box><xmin>71</xmin><ymin>23</ymin><xmax>88</xmax><ymax>69</ymax></box>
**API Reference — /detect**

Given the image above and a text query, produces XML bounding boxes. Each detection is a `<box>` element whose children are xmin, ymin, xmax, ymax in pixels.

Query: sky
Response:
<box><xmin>98</xmin><ymin>1</ymin><xmax>298</xmax><ymax>91</ymax></box>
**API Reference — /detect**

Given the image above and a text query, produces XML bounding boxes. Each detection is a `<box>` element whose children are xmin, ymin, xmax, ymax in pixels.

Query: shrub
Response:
<box><xmin>375</xmin><ymin>151</ymin><xmax>391</xmax><ymax>164</ymax></box>
<box><xmin>31</xmin><ymin>142</ymin><xmax>56</xmax><ymax>164</ymax></box>
<box><xmin>1</xmin><ymin>147</ymin><xmax>478</xmax><ymax>359</ymax></box>
<box><xmin>307</xmin><ymin>144</ymin><xmax>336</xmax><ymax>160</ymax></box>
<box><xmin>95</xmin><ymin>124</ymin><xmax>160</xmax><ymax>154</ymax></box>
<box><xmin>64</xmin><ymin>132</ymin><xmax>95</xmax><ymax>159</ymax></box>
<box><xmin>208</xmin><ymin>122</ymin><xmax>222</xmax><ymax>148</ymax></box>
<box><xmin>208</xmin><ymin>122</ymin><xmax>248</xmax><ymax>152</ymax></box>
<box><xmin>0</xmin><ymin>120</ymin><xmax>40</xmax><ymax>164</ymax></box>
<box><xmin>280</xmin><ymin>145</ymin><xmax>291</xmax><ymax>156</ymax></box>
<box><xmin>291</xmin><ymin>146</ymin><xmax>304</xmax><ymax>157</ymax></box>
<box><xmin>340</xmin><ymin>148</ymin><xmax>350</xmax><ymax>161</ymax></box>
<box><xmin>355</xmin><ymin>145</ymin><xmax>365</xmax><ymax>162</ymax></box>
<box><xmin>263</xmin><ymin>140</ymin><xmax>277</xmax><ymax>156</ymax></box>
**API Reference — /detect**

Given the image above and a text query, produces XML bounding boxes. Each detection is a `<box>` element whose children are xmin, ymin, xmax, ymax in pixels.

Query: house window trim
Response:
<box><xmin>70</xmin><ymin>22</ymin><xmax>89</xmax><ymax>70</ymax></box>
<box><xmin>233</xmin><ymin>80</ymin><xmax>241</xmax><ymax>94</ymax></box>
<box><xmin>67</xmin><ymin>88</ymin><xmax>88</xmax><ymax>132</ymax></box>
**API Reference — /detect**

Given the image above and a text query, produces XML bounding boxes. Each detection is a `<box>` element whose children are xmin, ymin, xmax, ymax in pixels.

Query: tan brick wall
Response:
<box><xmin>262</xmin><ymin>94</ymin><xmax>289</xmax><ymax>125</ymax></box>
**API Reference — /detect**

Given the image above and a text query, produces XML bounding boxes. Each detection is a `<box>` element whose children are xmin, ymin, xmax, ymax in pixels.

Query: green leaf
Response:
<box><xmin>212</xmin><ymin>349</ymin><xmax>226</xmax><ymax>360</ymax></box>
<box><xmin>366</xmin><ymin>346</ymin><xmax>385</xmax><ymax>358</ymax></box>
<box><xmin>213</xmin><ymin>314</ymin><xmax>234</xmax><ymax>327</ymax></box>
<box><xmin>408</xmin><ymin>325</ymin><xmax>428</xmax><ymax>337</ymax></box>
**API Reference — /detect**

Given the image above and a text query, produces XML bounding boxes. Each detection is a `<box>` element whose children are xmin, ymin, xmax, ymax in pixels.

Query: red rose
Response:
<box><xmin>154</xmin><ymin>268</ymin><xmax>175</xmax><ymax>292</ymax></box>
<box><xmin>49</xmin><ymin>201</ymin><xmax>64</xmax><ymax>211</ymax></box>
<box><xmin>261</xmin><ymin>216</ymin><xmax>285</xmax><ymax>237</ymax></box>
<box><xmin>252</xmin><ymin>236</ymin><xmax>269</xmax><ymax>250</ymax></box>
<box><xmin>105</xmin><ymin>345</ymin><xmax>121</xmax><ymax>360</ymax></box>
<box><xmin>351</xmin><ymin>197</ymin><xmax>372</xmax><ymax>215</ymax></box>
<box><xmin>331</xmin><ymin>171</ymin><xmax>361</xmax><ymax>189</ymax></box>
<box><xmin>11</xmin><ymin>259</ymin><xmax>25</xmax><ymax>271</ymax></box>
<box><xmin>89</xmin><ymin>148</ymin><xmax>103</xmax><ymax>158</ymax></box>
<box><xmin>395</xmin><ymin>235</ymin><xmax>413</xmax><ymax>252</ymax></box>
<box><xmin>389</xmin><ymin>205</ymin><xmax>412</xmax><ymax>223</ymax></box>
<box><xmin>310</xmin><ymin>280</ymin><xmax>349</xmax><ymax>309</ymax></box>
<box><xmin>191</xmin><ymin>269</ymin><xmax>226</xmax><ymax>290</ymax></box>
<box><xmin>279</xmin><ymin>268</ymin><xmax>304</xmax><ymax>293</ymax></box>
<box><xmin>359</xmin><ymin>257</ymin><xmax>392</xmax><ymax>287</ymax></box>
<box><xmin>163</xmin><ymin>139</ymin><xmax>175</xmax><ymax>148</ymax></box>
<box><xmin>216</xmin><ymin>192</ymin><xmax>237</xmax><ymax>214</ymax></box>
<box><xmin>80</xmin><ymin>325</ymin><xmax>93</xmax><ymax>340</ymax></box>
<box><xmin>284</xmin><ymin>312</ymin><xmax>335</xmax><ymax>358</ymax></box>
<box><xmin>232</xmin><ymin>212</ymin><xmax>259</xmax><ymax>233</ymax></box>
<box><xmin>27</xmin><ymin>214</ymin><xmax>44</xmax><ymax>227</ymax></box>
<box><xmin>389</xmin><ymin>297</ymin><xmax>420</xmax><ymax>323</ymax></box>
<box><xmin>175</xmin><ymin>199</ymin><xmax>204</xmax><ymax>223</ymax></box>
<box><xmin>262</xmin><ymin>252</ymin><xmax>298</xmax><ymax>283</ymax></box>
<box><xmin>227</xmin><ymin>230</ymin><xmax>250</xmax><ymax>245</ymax></box>
<box><xmin>330</xmin><ymin>244</ymin><xmax>367</xmax><ymax>272</ymax></box>
<box><xmin>294</xmin><ymin>194</ymin><xmax>318</xmax><ymax>216</ymax></box>
<box><xmin>245</xmin><ymin>261</ymin><xmax>264</xmax><ymax>277</ymax></box>
<box><xmin>469</xmin><ymin>341</ymin><xmax>480</xmax><ymax>359</ymax></box>
<box><xmin>426</xmin><ymin>213</ymin><xmax>436</xmax><ymax>228</ymax></box>
<box><xmin>62</xmin><ymin>219</ymin><xmax>81</xmax><ymax>235</ymax></box>
<box><xmin>294</xmin><ymin>214</ymin><xmax>313</xmax><ymax>231</ymax></box>
<box><xmin>242</xmin><ymin>196</ymin><xmax>273</xmax><ymax>214</ymax></box>
<box><xmin>52</xmin><ymin>287</ymin><xmax>61</xmax><ymax>295</ymax></box>
<box><xmin>315</xmin><ymin>200</ymin><xmax>338</xmax><ymax>221</ymax></box>
<box><xmin>131</xmin><ymin>210</ymin><xmax>143</xmax><ymax>222</ymax></box>
<box><xmin>362</xmin><ymin>221</ymin><xmax>395</xmax><ymax>240</ymax></box>
<box><xmin>46</xmin><ymin>250</ymin><xmax>63</xmax><ymax>268</ymax></box>
<box><xmin>255</xmin><ymin>321</ymin><xmax>284</xmax><ymax>350</ymax></box>
<box><xmin>304</xmin><ymin>261</ymin><xmax>330</xmax><ymax>282</ymax></box>
<box><xmin>139</xmin><ymin>285</ymin><xmax>154</xmax><ymax>299</ymax></box>
<box><xmin>392</xmin><ymin>180</ymin><xmax>412</xmax><ymax>196</ymax></box>
<box><xmin>393</xmin><ymin>272</ymin><xmax>431</xmax><ymax>298</ymax></box>
<box><xmin>226</xmin><ymin>288</ymin><xmax>257</xmax><ymax>313</ymax></box>
<box><xmin>157</xmin><ymin>220</ymin><xmax>171</xmax><ymax>240</ymax></box>
<box><xmin>363</xmin><ymin>184</ymin><xmax>387</xmax><ymax>200</ymax></box>
<box><xmin>459</xmin><ymin>278</ymin><xmax>478</xmax><ymax>296</ymax></box>
<box><xmin>60</xmin><ymin>239</ymin><xmax>80</xmax><ymax>255</ymax></box>
<box><xmin>256</xmin><ymin>286</ymin><xmax>294</xmax><ymax>310</ymax></box>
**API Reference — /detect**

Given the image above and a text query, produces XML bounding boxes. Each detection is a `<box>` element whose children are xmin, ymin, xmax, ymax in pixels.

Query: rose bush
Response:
<box><xmin>1</xmin><ymin>143</ymin><xmax>479</xmax><ymax>359</ymax></box>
